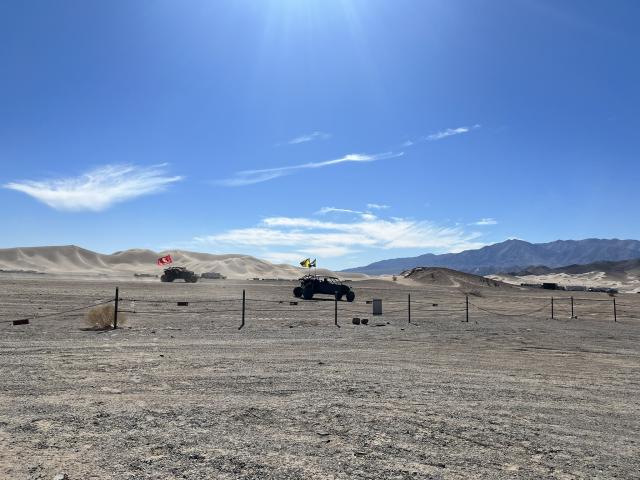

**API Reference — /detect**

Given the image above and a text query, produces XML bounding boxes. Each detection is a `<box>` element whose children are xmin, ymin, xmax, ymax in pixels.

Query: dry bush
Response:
<box><xmin>85</xmin><ymin>305</ymin><xmax>126</xmax><ymax>329</ymax></box>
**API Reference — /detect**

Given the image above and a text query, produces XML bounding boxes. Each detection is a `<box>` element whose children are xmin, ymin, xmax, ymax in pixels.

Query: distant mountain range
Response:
<box><xmin>342</xmin><ymin>239</ymin><xmax>640</xmax><ymax>275</ymax></box>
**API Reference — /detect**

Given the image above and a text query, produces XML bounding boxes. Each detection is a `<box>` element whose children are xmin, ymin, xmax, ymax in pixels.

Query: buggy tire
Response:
<box><xmin>302</xmin><ymin>285</ymin><xmax>314</xmax><ymax>300</ymax></box>
<box><xmin>335</xmin><ymin>293</ymin><xmax>343</xmax><ymax>301</ymax></box>
<box><xmin>346</xmin><ymin>291</ymin><xmax>355</xmax><ymax>302</ymax></box>
<box><xmin>161</xmin><ymin>274</ymin><xmax>173</xmax><ymax>282</ymax></box>
<box><xmin>293</xmin><ymin>286</ymin><xmax>303</xmax><ymax>298</ymax></box>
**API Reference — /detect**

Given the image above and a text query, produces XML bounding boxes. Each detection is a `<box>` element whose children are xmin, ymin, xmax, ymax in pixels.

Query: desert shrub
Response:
<box><xmin>85</xmin><ymin>304</ymin><xmax>126</xmax><ymax>329</ymax></box>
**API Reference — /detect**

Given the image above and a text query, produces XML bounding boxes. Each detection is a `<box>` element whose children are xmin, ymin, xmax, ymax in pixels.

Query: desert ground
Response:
<box><xmin>1</xmin><ymin>275</ymin><xmax>639</xmax><ymax>479</ymax></box>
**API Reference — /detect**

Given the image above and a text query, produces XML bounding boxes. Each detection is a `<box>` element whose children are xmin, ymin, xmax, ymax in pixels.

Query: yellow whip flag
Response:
<box><xmin>300</xmin><ymin>258</ymin><xmax>311</xmax><ymax>268</ymax></box>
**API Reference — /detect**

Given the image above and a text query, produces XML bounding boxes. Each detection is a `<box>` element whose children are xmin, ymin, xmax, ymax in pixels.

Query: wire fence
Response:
<box><xmin>0</xmin><ymin>298</ymin><xmax>115</xmax><ymax>325</ymax></box>
<box><xmin>2</xmin><ymin>286</ymin><xmax>638</xmax><ymax>329</ymax></box>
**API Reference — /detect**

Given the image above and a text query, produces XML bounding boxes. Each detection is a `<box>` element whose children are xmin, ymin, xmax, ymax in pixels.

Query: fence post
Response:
<box><xmin>551</xmin><ymin>297</ymin><xmax>554</xmax><ymax>320</ymax></box>
<box><xmin>571</xmin><ymin>296</ymin><xmax>574</xmax><ymax>318</ymax></box>
<box><xmin>613</xmin><ymin>297</ymin><xmax>617</xmax><ymax>323</ymax></box>
<box><xmin>113</xmin><ymin>287</ymin><xmax>119</xmax><ymax>330</ymax></box>
<box><xmin>239</xmin><ymin>290</ymin><xmax>245</xmax><ymax>330</ymax></box>
<box><xmin>465</xmin><ymin>295</ymin><xmax>469</xmax><ymax>323</ymax></box>
<box><xmin>334</xmin><ymin>297</ymin><xmax>340</xmax><ymax>328</ymax></box>
<box><xmin>408</xmin><ymin>294</ymin><xmax>411</xmax><ymax>324</ymax></box>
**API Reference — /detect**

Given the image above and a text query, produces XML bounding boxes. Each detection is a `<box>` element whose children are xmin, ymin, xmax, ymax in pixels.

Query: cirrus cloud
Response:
<box><xmin>316</xmin><ymin>207</ymin><xmax>363</xmax><ymax>215</ymax></box>
<box><xmin>4</xmin><ymin>164</ymin><xmax>183</xmax><ymax>211</ymax></box>
<box><xmin>366</xmin><ymin>203</ymin><xmax>390</xmax><ymax>210</ymax></box>
<box><xmin>217</xmin><ymin>151</ymin><xmax>404</xmax><ymax>187</ymax></box>
<box><xmin>284</xmin><ymin>131</ymin><xmax>331</xmax><ymax>145</ymax></box>
<box><xmin>403</xmin><ymin>124</ymin><xmax>481</xmax><ymax>147</ymax></box>
<box><xmin>192</xmin><ymin>211</ymin><xmax>485</xmax><ymax>260</ymax></box>
<box><xmin>472</xmin><ymin>218</ymin><xmax>498</xmax><ymax>226</ymax></box>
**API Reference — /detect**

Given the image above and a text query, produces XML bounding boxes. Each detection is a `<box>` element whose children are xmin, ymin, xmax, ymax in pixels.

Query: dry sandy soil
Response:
<box><xmin>1</xmin><ymin>275</ymin><xmax>639</xmax><ymax>479</ymax></box>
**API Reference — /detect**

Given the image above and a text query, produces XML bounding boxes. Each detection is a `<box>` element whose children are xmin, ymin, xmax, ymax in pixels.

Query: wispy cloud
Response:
<box><xmin>285</xmin><ymin>131</ymin><xmax>331</xmax><ymax>145</ymax></box>
<box><xmin>192</xmin><ymin>212</ymin><xmax>485</xmax><ymax>259</ymax></box>
<box><xmin>427</xmin><ymin>124</ymin><xmax>480</xmax><ymax>141</ymax></box>
<box><xmin>316</xmin><ymin>207</ymin><xmax>363</xmax><ymax>215</ymax></box>
<box><xmin>217</xmin><ymin>151</ymin><xmax>404</xmax><ymax>187</ymax></box>
<box><xmin>4</xmin><ymin>164</ymin><xmax>182</xmax><ymax>211</ymax></box>
<box><xmin>317</xmin><ymin>204</ymin><xmax>389</xmax><ymax>216</ymax></box>
<box><xmin>215</xmin><ymin>172</ymin><xmax>284</xmax><ymax>187</ymax></box>
<box><xmin>472</xmin><ymin>218</ymin><xmax>498</xmax><ymax>226</ymax></box>
<box><xmin>367</xmin><ymin>203</ymin><xmax>390</xmax><ymax>210</ymax></box>
<box><xmin>403</xmin><ymin>124</ymin><xmax>481</xmax><ymax>147</ymax></box>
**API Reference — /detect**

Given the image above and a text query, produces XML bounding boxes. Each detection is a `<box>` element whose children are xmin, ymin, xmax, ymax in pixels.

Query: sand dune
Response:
<box><xmin>0</xmin><ymin>245</ymin><xmax>360</xmax><ymax>280</ymax></box>
<box><xmin>489</xmin><ymin>257</ymin><xmax>640</xmax><ymax>293</ymax></box>
<box><xmin>8</xmin><ymin>246</ymin><xmax>636</xmax><ymax>292</ymax></box>
<box><xmin>401</xmin><ymin>267</ymin><xmax>509</xmax><ymax>290</ymax></box>
<box><xmin>489</xmin><ymin>271</ymin><xmax>640</xmax><ymax>293</ymax></box>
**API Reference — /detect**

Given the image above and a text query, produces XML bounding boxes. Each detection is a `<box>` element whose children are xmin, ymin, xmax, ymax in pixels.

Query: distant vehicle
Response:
<box><xmin>588</xmin><ymin>287</ymin><xmax>618</xmax><ymax>294</ymax></box>
<box><xmin>293</xmin><ymin>275</ymin><xmax>355</xmax><ymax>301</ymax></box>
<box><xmin>160</xmin><ymin>267</ymin><xmax>198</xmax><ymax>283</ymax></box>
<box><xmin>200</xmin><ymin>272</ymin><xmax>226</xmax><ymax>280</ymax></box>
<box><xmin>566</xmin><ymin>285</ymin><xmax>587</xmax><ymax>291</ymax></box>
<box><xmin>542</xmin><ymin>282</ymin><xmax>559</xmax><ymax>290</ymax></box>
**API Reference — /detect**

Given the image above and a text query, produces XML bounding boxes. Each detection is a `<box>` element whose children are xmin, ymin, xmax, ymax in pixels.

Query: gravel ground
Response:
<box><xmin>1</xmin><ymin>276</ymin><xmax>639</xmax><ymax>479</ymax></box>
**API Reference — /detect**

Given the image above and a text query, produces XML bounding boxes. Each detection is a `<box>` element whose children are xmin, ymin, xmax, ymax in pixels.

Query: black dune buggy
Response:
<box><xmin>160</xmin><ymin>267</ymin><xmax>199</xmax><ymax>283</ymax></box>
<box><xmin>293</xmin><ymin>275</ymin><xmax>355</xmax><ymax>301</ymax></box>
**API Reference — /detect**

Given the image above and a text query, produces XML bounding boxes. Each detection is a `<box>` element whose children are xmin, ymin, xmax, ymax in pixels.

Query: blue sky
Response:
<box><xmin>1</xmin><ymin>0</ymin><xmax>639</xmax><ymax>269</ymax></box>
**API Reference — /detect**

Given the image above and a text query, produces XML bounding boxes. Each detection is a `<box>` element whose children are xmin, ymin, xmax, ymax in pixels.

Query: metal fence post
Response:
<box><xmin>465</xmin><ymin>295</ymin><xmax>469</xmax><ymax>323</ymax></box>
<box><xmin>334</xmin><ymin>296</ymin><xmax>340</xmax><ymax>328</ymax></box>
<box><xmin>551</xmin><ymin>297</ymin><xmax>554</xmax><ymax>320</ymax></box>
<box><xmin>408</xmin><ymin>294</ymin><xmax>411</xmax><ymax>324</ymax></box>
<box><xmin>239</xmin><ymin>290</ymin><xmax>245</xmax><ymax>330</ymax></box>
<box><xmin>613</xmin><ymin>297</ymin><xmax>617</xmax><ymax>323</ymax></box>
<box><xmin>571</xmin><ymin>296</ymin><xmax>574</xmax><ymax>318</ymax></box>
<box><xmin>113</xmin><ymin>287</ymin><xmax>119</xmax><ymax>330</ymax></box>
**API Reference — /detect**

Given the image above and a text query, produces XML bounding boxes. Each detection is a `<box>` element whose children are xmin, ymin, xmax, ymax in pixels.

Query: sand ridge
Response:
<box><xmin>0</xmin><ymin>245</ymin><xmax>362</xmax><ymax>280</ymax></box>
<box><xmin>401</xmin><ymin>266</ymin><xmax>510</xmax><ymax>290</ymax></box>
<box><xmin>489</xmin><ymin>271</ymin><xmax>640</xmax><ymax>293</ymax></box>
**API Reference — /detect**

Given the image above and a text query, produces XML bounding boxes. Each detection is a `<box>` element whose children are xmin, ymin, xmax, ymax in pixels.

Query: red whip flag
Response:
<box><xmin>157</xmin><ymin>254</ymin><xmax>173</xmax><ymax>266</ymax></box>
